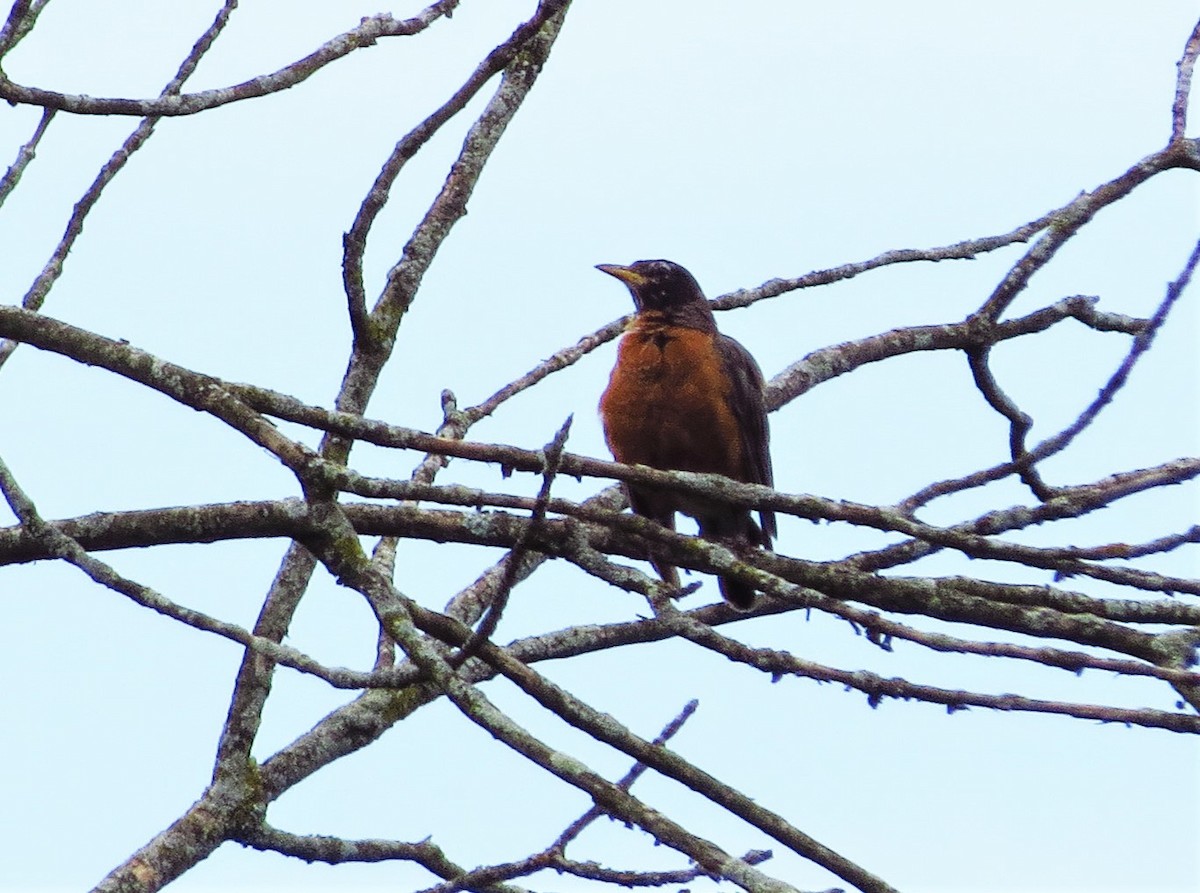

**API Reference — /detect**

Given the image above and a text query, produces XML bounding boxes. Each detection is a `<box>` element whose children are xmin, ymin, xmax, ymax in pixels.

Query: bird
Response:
<box><xmin>597</xmin><ymin>259</ymin><xmax>775</xmax><ymax>609</ymax></box>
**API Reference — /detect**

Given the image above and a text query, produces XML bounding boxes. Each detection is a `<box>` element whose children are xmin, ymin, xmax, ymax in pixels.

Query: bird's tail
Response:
<box><xmin>717</xmin><ymin>575</ymin><xmax>756</xmax><ymax>611</ymax></box>
<box><xmin>698</xmin><ymin>513</ymin><xmax>764</xmax><ymax>611</ymax></box>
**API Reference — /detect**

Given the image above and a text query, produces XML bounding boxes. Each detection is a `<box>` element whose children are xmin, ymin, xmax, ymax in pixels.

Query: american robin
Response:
<box><xmin>597</xmin><ymin>259</ymin><xmax>776</xmax><ymax>609</ymax></box>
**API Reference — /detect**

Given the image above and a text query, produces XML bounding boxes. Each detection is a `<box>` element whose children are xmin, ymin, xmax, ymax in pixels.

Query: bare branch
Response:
<box><xmin>407</xmin><ymin>598</ymin><xmax>897</xmax><ymax>893</ymax></box>
<box><xmin>767</xmin><ymin>293</ymin><xmax>1143</xmax><ymax>408</ymax></box>
<box><xmin>0</xmin><ymin>0</ymin><xmax>48</xmax><ymax>57</ymax></box>
<box><xmin>0</xmin><ymin>457</ymin><xmax>393</xmax><ymax>691</ymax></box>
<box><xmin>0</xmin><ymin>105</ymin><xmax>53</xmax><ymax>207</ymax></box>
<box><xmin>550</xmin><ymin>699</ymin><xmax>701</xmax><ymax>852</ymax></box>
<box><xmin>1024</xmin><ymin>235</ymin><xmax>1200</xmax><ymax>469</ymax></box>
<box><xmin>902</xmin><ymin>235</ymin><xmax>1200</xmax><ymax>510</ymax></box>
<box><xmin>545</xmin><ymin>851</ymin><xmax>776</xmax><ymax>889</ymax></box>
<box><xmin>717</xmin><ymin>211</ymin><xmax>1061</xmax><ymax>311</ymax></box>
<box><xmin>977</xmin><ymin>142</ymin><xmax>1196</xmax><ymax>323</ymax></box>
<box><xmin>4</xmin><ymin>457</ymin><xmax>1198</xmax><ymax>608</ymax></box>
<box><xmin>319</xmin><ymin>556</ymin><xmax>814</xmax><ymax>893</ymax></box>
<box><xmin>656</xmin><ymin>604</ymin><xmax>1200</xmax><ymax>733</ymax></box>
<box><xmin>0</xmin><ymin>306</ymin><xmax>325</xmax><ymax>487</ymax></box>
<box><xmin>451</xmin><ymin>415</ymin><xmax>573</xmax><ymax>667</ymax></box>
<box><xmin>465</xmin><ymin>318</ymin><xmax>628</xmax><ymax>423</ymax></box>
<box><xmin>1172</xmin><ymin>17</ymin><xmax>1200</xmax><ymax>141</ymax></box>
<box><xmin>0</xmin><ymin>0</ymin><xmax>239</xmax><ymax>369</ymax></box>
<box><xmin>341</xmin><ymin>0</ymin><xmax>570</xmax><ymax>339</ymax></box>
<box><xmin>0</xmin><ymin>4</ymin><xmax>462</xmax><ymax>116</ymax></box>
<box><xmin>238</xmin><ymin>825</ymin><xmax>527</xmax><ymax>893</ymax></box>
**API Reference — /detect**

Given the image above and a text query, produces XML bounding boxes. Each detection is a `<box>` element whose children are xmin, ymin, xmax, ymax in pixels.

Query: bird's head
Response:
<box><xmin>595</xmin><ymin>259</ymin><xmax>707</xmax><ymax>312</ymax></box>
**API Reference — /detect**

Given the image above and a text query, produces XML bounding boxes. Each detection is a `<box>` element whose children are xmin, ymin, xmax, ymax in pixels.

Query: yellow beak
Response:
<box><xmin>595</xmin><ymin>263</ymin><xmax>648</xmax><ymax>287</ymax></box>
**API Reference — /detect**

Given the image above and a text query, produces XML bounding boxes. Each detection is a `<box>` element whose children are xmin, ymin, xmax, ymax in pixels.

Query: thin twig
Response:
<box><xmin>0</xmin><ymin>457</ymin><xmax>376</xmax><ymax>689</ymax></box>
<box><xmin>898</xmin><ymin>237</ymin><xmax>1200</xmax><ymax>513</ymax></box>
<box><xmin>0</xmin><ymin>0</ymin><xmax>241</xmax><ymax>369</ymax></box>
<box><xmin>323</xmin><ymin>538</ymin><xmax>812</xmax><ymax>893</ymax></box>
<box><xmin>655</xmin><ymin>603</ymin><xmax>1200</xmax><ymax>734</ymax></box>
<box><xmin>0</xmin><ymin>0</ymin><xmax>48</xmax><ymax>56</ymax></box>
<box><xmin>342</xmin><ymin>0</ymin><xmax>570</xmax><ymax>342</ymax></box>
<box><xmin>550</xmin><ymin>699</ymin><xmax>701</xmax><ymax>852</ymax></box>
<box><xmin>889</xmin><ymin>458</ymin><xmax>1197</xmax><ymax>553</ymax></box>
<box><xmin>1171</xmin><ymin>17</ymin><xmax>1200</xmax><ymax>141</ymax></box>
<box><xmin>0</xmin><ymin>4</ymin><xmax>462</xmax><ymax>116</ymax></box>
<box><xmin>451</xmin><ymin>416</ymin><xmax>572</xmax><ymax>667</ymax></box>
<box><xmin>426</xmin><ymin>603</ymin><xmax>899</xmax><ymax>893</ymax></box>
<box><xmin>238</xmin><ymin>824</ymin><xmax>525</xmax><ymax>893</ymax></box>
<box><xmin>717</xmin><ymin>211</ymin><xmax>1061</xmax><ymax>311</ymax></box>
<box><xmin>767</xmin><ymin>292</ymin><xmax>1147</xmax><ymax>409</ymax></box>
<box><xmin>1024</xmin><ymin>235</ymin><xmax>1200</xmax><ymax>470</ymax></box>
<box><xmin>0</xmin><ymin>105</ymin><xmax>54</xmax><ymax>208</ymax></box>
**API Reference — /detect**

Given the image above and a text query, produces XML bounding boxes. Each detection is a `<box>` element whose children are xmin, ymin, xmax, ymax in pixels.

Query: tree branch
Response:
<box><xmin>0</xmin><ymin>4</ymin><xmax>462</xmax><ymax>116</ymax></box>
<box><xmin>0</xmin><ymin>0</ymin><xmax>239</xmax><ymax>369</ymax></box>
<box><xmin>1171</xmin><ymin>16</ymin><xmax>1200</xmax><ymax>141</ymax></box>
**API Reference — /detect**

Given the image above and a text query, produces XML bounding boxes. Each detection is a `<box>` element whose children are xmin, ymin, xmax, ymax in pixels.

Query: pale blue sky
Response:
<box><xmin>1</xmin><ymin>3</ymin><xmax>1197</xmax><ymax>892</ymax></box>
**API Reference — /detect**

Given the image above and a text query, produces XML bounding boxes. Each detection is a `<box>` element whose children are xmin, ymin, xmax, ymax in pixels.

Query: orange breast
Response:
<box><xmin>599</xmin><ymin>319</ymin><xmax>745</xmax><ymax>478</ymax></box>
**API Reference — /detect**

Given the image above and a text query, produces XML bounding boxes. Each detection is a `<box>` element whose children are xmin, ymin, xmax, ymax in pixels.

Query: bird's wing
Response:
<box><xmin>717</xmin><ymin>334</ymin><xmax>776</xmax><ymax>541</ymax></box>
